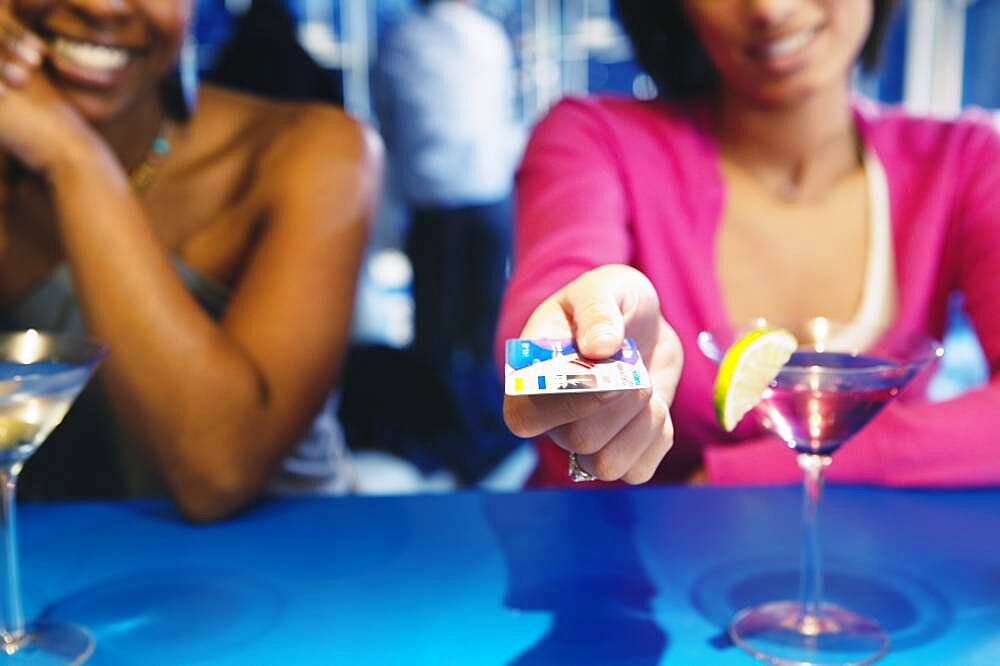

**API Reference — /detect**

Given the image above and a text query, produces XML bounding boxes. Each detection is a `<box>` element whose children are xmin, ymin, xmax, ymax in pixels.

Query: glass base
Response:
<box><xmin>729</xmin><ymin>601</ymin><xmax>889</xmax><ymax>666</ymax></box>
<box><xmin>0</xmin><ymin>622</ymin><xmax>94</xmax><ymax>664</ymax></box>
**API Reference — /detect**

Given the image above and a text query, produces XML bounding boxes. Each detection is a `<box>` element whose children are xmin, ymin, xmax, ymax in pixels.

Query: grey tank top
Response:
<box><xmin>3</xmin><ymin>259</ymin><xmax>353</xmax><ymax>499</ymax></box>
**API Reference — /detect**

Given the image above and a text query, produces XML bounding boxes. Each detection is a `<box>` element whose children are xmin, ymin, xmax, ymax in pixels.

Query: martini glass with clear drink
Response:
<box><xmin>0</xmin><ymin>331</ymin><xmax>107</xmax><ymax>664</ymax></box>
<box><xmin>698</xmin><ymin>318</ymin><xmax>941</xmax><ymax>666</ymax></box>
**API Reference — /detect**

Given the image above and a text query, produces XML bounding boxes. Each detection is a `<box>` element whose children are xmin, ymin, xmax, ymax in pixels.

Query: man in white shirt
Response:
<box><xmin>375</xmin><ymin>0</ymin><xmax>525</xmax><ymax>481</ymax></box>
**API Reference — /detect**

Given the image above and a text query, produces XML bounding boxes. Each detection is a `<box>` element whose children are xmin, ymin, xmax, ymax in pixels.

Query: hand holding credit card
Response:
<box><xmin>501</xmin><ymin>265</ymin><xmax>683</xmax><ymax>485</ymax></box>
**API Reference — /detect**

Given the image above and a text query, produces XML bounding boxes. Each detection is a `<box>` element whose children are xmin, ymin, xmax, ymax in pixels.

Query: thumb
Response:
<box><xmin>561</xmin><ymin>269</ymin><xmax>626</xmax><ymax>359</ymax></box>
<box><xmin>563</xmin><ymin>265</ymin><xmax>661</xmax><ymax>359</ymax></box>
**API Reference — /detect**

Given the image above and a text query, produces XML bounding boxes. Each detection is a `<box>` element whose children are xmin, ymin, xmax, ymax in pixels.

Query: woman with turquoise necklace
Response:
<box><xmin>0</xmin><ymin>0</ymin><xmax>381</xmax><ymax>521</ymax></box>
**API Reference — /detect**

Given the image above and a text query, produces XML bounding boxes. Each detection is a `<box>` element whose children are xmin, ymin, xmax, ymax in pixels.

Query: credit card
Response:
<box><xmin>504</xmin><ymin>338</ymin><xmax>651</xmax><ymax>396</ymax></box>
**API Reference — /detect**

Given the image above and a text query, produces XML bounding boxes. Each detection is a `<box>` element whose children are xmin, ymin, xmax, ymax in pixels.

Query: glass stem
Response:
<box><xmin>797</xmin><ymin>453</ymin><xmax>831</xmax><ymax>625</ymax></box>
<box><xmin>0</xmin><ymin>463</ymin><xmax>24</xmax><ymax>645</ymax></box>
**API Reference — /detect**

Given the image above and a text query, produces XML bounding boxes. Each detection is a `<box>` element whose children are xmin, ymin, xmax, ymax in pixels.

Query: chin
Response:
<box><xmin>57</xmin><ymin>86</ymin><xmax>141</xmax><ymax>126</ymax></box>
<box><xmin>751</xmin><ymin>85</ymin><xmax>820</xmax><ymax>108</ymax></box>
<box><xmin>739</xmin><ymin>72</ymin><xmax>837</xmax><ymax>108</ymax></box>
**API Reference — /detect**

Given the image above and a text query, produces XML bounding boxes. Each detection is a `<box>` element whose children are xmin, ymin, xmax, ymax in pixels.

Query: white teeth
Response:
<box><xmin>52</xmin><ymin>37</ymin><xmax>130</xmax><ymax>71</ymax></box>
<box><xmin>763</xmin><ymin>29</ymin><xmax>815</xmax><ymax>58</ymax></box>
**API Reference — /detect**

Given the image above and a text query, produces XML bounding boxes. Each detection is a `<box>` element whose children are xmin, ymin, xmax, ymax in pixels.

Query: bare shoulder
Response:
<box><xmin>265</xmin><ymin>101</ymin><xmax>384</xmax><ymax>197</ymax></box>
<box><xmin>187</xmin><ymin>85</ymin><xmax>383</xmax><ymax>207</ymax></box>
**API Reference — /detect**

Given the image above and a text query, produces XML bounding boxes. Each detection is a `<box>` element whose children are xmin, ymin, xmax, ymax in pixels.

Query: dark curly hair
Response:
<box><xmin>614</xmin><ymin>1</ymin><xmax>899</xmax><ymax>99</ymax></box>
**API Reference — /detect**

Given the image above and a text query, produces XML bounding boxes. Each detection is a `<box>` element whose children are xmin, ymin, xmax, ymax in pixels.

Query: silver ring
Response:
<box><xmin>568</xmin><ymin>452</ymin><xmax>597</xmax><ymax>482</ymax></box>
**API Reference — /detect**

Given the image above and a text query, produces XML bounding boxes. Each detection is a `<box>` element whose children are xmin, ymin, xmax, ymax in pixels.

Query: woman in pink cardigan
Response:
<box><xmin>499</xmin><ymin>0</ymin><xmax>1000</xmax><ymax>487</ymax></box>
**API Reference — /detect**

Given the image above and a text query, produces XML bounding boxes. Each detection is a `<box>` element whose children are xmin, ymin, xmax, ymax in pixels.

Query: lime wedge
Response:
<box><xmin>713</xmin><ymin>328</ymin><xmax>797</xmax><ymax>432</ymax></box>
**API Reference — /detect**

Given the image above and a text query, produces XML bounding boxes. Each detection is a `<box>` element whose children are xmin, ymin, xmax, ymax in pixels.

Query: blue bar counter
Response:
<box><xmin>18</xmin><ymin>485</ymin><xmax>1000</xmax><ymax>664</ymax></box>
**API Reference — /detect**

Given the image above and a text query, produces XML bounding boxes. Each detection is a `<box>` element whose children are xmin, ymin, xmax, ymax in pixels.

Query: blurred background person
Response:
<box><xmin>498</xmin><ymin>0</ymin><xmax>1000</xmax><ymax>488</ymax></box>
<box><xmin>0</xmin><ymin>0</ymin><xmax>380</xmax><ymax>521</ymax></box>
<box><xmin>374</xmin><ymin>0</ymin><xmax>525</xmax><ymax>483</ymax></box>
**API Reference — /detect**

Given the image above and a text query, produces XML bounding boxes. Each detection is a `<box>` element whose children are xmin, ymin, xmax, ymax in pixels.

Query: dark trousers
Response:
<box><xmin>406</xmin><ymin>198</ymin><xmax>512</xmax><ymax>370</ymax></box>
<box><xmin>403</xmin><ymin>197</ymin><xmax>520</xmax><ymax>480</ymax></box>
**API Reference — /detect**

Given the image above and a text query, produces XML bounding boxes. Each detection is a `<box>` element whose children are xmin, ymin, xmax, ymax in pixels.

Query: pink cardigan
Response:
<box><xmin>497</xmin><ymin>95</ymin><xmax>1000</xmax><ymax>487</ymax></box>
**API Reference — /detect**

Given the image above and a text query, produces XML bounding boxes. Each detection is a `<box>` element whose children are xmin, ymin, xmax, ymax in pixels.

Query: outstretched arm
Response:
<box><xmin>498</xmin><ymin>99</ymin><xmax>681</xmax><ymax>484</ymax></box>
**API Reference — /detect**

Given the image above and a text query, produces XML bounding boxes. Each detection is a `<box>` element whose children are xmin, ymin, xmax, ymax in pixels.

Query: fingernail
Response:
<box><xmin>582</xmin><ymin>323</ymin><xmax>618</xmax><ymax>349</ymax></box>
<box><xmin>4</xmin><ymin>63</ymin><xmax>27</xmax><ymax>86</ymax></box>
<box><xmin>18</xmin><ymin>45</ymin><xmax>42</xmax><ymax>67</ymax></box>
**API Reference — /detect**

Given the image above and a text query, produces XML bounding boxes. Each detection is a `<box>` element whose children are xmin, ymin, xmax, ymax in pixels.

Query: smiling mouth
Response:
<box><xmin>50</xmin><ymin>36</ymin><xmax>132</xmax><ymax>72</ymax></box>
<box><xmin>753</xmin><ymin>27</ymin><xmax>820</xmax><ymax>60</ymax></box>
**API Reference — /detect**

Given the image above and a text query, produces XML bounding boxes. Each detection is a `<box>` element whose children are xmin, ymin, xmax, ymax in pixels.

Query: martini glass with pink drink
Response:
<box><xmin>698</xmin><ymin>318</ymin><xmax>942</xmax><ymax>666</ymax></box>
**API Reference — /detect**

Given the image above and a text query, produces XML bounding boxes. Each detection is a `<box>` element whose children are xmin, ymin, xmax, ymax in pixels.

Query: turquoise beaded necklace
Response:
<box><xmin>129</xmin><ymin>120</ymin><xmax>173</xmax><ymax>193</ymax></box>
